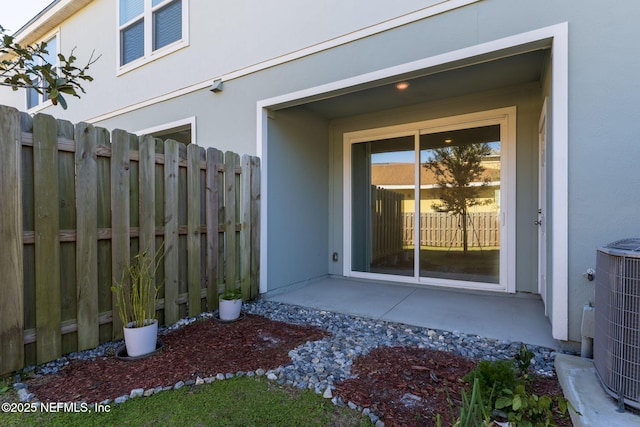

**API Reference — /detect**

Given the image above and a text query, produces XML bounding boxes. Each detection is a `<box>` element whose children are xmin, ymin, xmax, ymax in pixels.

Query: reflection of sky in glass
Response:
<box><xmin>371</xmin><ymin>141</ymin><xmax>500</xmax><ymax>164</ymax></box>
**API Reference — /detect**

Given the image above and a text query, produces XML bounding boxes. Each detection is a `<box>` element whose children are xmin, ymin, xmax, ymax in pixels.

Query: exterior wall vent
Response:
<box><xmin>594</xmin><ymin>238</ymin><xmax>640</xmax><ymax>410</ymax></box>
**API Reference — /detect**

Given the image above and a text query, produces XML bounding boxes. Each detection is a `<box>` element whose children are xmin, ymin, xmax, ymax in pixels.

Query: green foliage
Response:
<box><xmin>451</xmin><ymin>378</ymin><xmax>493</xmax><ymax>427</ymax></box>
<box><xmin>495</xmin><ymin>384</ymin><xmax>571</xmax><ymax>427</ymax></box>
<box><xmin>0</xmin><ymin>25</ymin><xmax>99</xmax><ymax>109</ymax></box>
<box><xmin>219</xmin><ymin>288</ymin><xmax>242</xmax><ymax>301</ymax></box>
<box><xmin>515</xmin><ymin>344</ymin><xmax>536</xmax><ymax>380</ymax></box>
<box><xmin>456</xmin><ymin>345</ymin><xmax>578</xmax><ymax>427</ymax></box>
<box><xmin>462</xmin><ymin>359</ymin><xmax>519</xmax><ymax>407</ymax></box>
<box><xmin>111</xmin><ymin>244</ymin><xmax>164</xmax><ymax>328</ymax></box>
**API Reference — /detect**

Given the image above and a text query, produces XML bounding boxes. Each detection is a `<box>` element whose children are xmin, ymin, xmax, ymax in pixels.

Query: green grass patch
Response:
<box><xmin>0</xmin><ymin>376</ymin><xmax>370</xmax><ymax>427</ymax></box>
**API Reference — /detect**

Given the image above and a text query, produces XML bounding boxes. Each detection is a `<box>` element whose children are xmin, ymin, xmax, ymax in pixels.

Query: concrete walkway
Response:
<box><xmin>265</xmin><ymin>277</ymin><xmax>558</xmax><ymax>348</ymax></box>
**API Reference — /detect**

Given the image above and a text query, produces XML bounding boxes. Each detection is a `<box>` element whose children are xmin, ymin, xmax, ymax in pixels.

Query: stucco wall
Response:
<box><xmin>265</xmin><ymin>107</ymin><xmax>330</xmax><ymax>290</ymax></box>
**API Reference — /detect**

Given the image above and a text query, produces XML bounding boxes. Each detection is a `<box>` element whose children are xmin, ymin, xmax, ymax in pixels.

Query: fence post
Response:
<box><xmin>0</xmin><ymin>106</ymin><xmax>25</xmax><ymax>375</ymax></box>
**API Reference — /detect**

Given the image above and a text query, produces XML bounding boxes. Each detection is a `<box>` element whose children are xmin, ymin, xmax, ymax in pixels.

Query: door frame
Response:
<box><xmin>538</xmin><ymin>98</ymin><xmax>548</xmax><ymax>313</ymax></box>
<box><xmin>342</xmin><ymin>107</ymin><xmax>517</xmax><ymax>293</ymax></box>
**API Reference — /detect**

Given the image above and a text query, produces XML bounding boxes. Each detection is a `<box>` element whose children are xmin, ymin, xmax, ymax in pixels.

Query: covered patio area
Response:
<box><xmin>264</xmin><ymin>277</ymin><xmax>558</xmax><ymax>349</ymax></box>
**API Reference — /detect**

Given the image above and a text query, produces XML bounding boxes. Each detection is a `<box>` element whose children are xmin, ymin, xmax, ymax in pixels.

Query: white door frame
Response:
<box><xmin>257</xmin><ymin>23</ymin><xmax>569</xmax><ymax>340</ymax></box>
<box><xmin>538</xmin><ymin>98</ymin><xmax>548</xmax><ymax>313</ymax></box>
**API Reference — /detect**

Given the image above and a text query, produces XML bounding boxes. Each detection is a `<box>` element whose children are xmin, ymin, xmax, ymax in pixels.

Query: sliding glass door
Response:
<box><xmin>346</xmin><ymin>109</ymin><xmax>515</xmax><ymax>291</ymax></box>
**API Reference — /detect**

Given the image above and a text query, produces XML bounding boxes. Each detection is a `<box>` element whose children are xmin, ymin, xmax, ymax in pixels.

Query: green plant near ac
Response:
<box><xmin>459</xmin><ymin>344</ymin><xmax>579</xmax><ymax>427</ymax></box>
<box><xmin>219</xmin><ymin>288</ymin><xmax>242</xmax><ymax>300</ymax></box>
<box><xmin>111</xmin><ymin>243</ymin><xmax>164</xmax><ymax>328</ymax></box>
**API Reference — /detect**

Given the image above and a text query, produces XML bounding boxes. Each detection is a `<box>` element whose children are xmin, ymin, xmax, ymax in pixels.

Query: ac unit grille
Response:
<box><xmin>594</xmin><ymin>242</ymin><xmax>640</xmax><ymax>410</ymax></box>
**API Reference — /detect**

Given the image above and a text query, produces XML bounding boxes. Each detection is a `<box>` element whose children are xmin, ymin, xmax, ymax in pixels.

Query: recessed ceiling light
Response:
<box><xmin>444</xmin><ymin>138</ymin><xmax>453</xmax><ymax>144</ymax></box>
<box><xmin>396</xmin><ymin>82</ymin><xmax>410</xmax><ymax>90</ymax></box>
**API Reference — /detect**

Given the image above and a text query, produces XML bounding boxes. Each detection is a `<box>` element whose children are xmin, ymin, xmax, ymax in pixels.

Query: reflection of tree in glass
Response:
<box><xmin>424</xmin><ymin>143</ymin><xmax>492</xmax><ymax>255</ymax></box>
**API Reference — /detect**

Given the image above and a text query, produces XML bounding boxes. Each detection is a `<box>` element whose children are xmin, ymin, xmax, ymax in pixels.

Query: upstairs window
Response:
<box><xmin>119</xmin><ymin>0</ymin><xmax>187</xmax><ymax>69</ymax></box>
<box><xmin>27</xmin><ymin>35</ymin><xmax>58</xmax><ymax>110</ymax></box>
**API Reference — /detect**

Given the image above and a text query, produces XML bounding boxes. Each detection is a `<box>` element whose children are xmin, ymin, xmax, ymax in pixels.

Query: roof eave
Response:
<box><xmin>11</xmin><ymin>0</ymin><xmax>93</xmax><ymax>46</ymax></box>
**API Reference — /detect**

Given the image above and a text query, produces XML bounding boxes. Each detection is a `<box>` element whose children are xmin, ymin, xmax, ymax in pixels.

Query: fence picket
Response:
<box><xmin>75</xmin><ymin>122</ymin><xmax>99</xmax><ymax>351</ymax></box>
<box><xmin>250</xmin><ymin>156</ymin><xmax>261</xmax><ymax>299</ymax></box>
<box><xmin>224</xmin><ymin>151</ymin><xmax>240</xmax><ymax>290</ymax></box>
<box><xmin>163</xmin><ymin>139</ymin><xmax>180</xmax><ymax>324</ymax></box>
<box><xmin>33</xmin><ymin>113</ymin><xmax>62</xmax><ymax>364</ymax></box>
<box><xmin>187</xmin><ymin>144</ymin><xmax>202</xmax><ymax>316</ymax></box>
<box><xmin>0</xmin><ymin>106</ymin><xmax>24</xmax><ymax>374</ymax></box>
<box><xmin>111</xmin><ymin>130</ymin><xmax>130</xmax><ymax>338</ymax></box>
<box><xmin>206</xmin><ymin>148</ymin><xmax>223</xmax><ymax>307</ymax></box>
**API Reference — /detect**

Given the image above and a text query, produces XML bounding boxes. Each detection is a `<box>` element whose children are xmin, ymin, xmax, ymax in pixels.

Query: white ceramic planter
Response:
<box><xmin>219</xmin><ymin>298</ymin><xmax>242</xmax><ymax>321</ymax></box>
<box><xmin>123</xmin><ymin>319</ymin><xmax>158</xmax><ymax>357</ymax></box>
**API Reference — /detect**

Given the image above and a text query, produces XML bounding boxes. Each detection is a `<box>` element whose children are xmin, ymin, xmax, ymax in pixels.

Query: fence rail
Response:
<box><xmin>0</xmin><ymin>106</ymin><xmax>260</xmax><ymax>375</ymax></box>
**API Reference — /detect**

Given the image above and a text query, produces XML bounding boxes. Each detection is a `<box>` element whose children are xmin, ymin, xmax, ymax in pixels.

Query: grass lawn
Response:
<box><xmin>0</xmin><ymin>376</ymin><xmax>370</xmax><ymax>427</ymax></box>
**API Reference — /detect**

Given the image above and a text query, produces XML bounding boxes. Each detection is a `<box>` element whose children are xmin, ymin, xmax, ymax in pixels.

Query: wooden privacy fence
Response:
<box><xmin>0</xmin><ymin>106</ymin><xmax>260</xmax><ymax>375</ymax></box>
<box><xmin>402</xmin><ymin>212</ymin><xmax>500</xmax><ymax>248</ymax></box>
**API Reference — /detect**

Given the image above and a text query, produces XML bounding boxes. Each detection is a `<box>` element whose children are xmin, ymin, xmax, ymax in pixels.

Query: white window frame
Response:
<box><xmin>26</xmin><ymin>30</ymin><xmax>60</xmax><ymax>112</ymax></box>
<box><xmin>134</xmin><ymin>116</ymin><xmax>196</xmax><ymax>144</ymax></box>
<box><xmin>342</xmin><ymin>107</ymin><xmax>517</xmax><ymax>293</ymax></box>
<box><xmin>117</xmin><ymin>0</ymin><xmax>189</xmax><ymax>76</ymax></box>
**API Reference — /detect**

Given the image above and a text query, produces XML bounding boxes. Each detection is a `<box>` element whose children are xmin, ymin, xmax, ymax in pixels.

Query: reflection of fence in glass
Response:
<box><xmin>403</xmin><ymin>212</ymin><xmax>500</xmax><ymax>248</ymax></box>
<box><xmin>370</xmin><ymin>186</ymin><xmax>404</xmax><ymax>263</ymax></box>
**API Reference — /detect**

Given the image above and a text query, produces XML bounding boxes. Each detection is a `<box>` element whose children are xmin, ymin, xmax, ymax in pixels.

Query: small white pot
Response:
<box><xmin>219</xmin><ymin>298</ymin><xmax>242</xmax><ymax>321</ymax></box>
<box><xmin>123</xmin><ymin>319</ymin><xmax>158</xmax><ymax>357</ymax></box>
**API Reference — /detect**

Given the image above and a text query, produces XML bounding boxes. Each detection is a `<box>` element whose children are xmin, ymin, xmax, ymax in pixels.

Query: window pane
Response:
<box><xmin>42</xmin><ymin>36</ymin><xmax>57</xmax><ymax>64</ymax></box>
<box><xmin>352</xmin><ymin>136</ymin><xmax>415</xmax><ymax>276</ymax></box>
<box><xmin>121</xmin><ymin>20</ymin><xmax>144</xmax><ymax>65</ymax></box>
<box><xmin>419</xmin><ymin>125</ymin><xmax>501</xmax><ymax>284</ymax></box>
<box><xmin>153</xmin><ymin>0</ymin><xmax>182</xmax><ymax>50</ymax></box>
<box><xmin>27</xmin><ymin>85</ymin><xmax>40</xmax><ymax>109</ymax></box>
<box><xmin>120</xmin><ymin>0</ymin><xmax>143</xmax><ymax>25</ymax></box>
<box><xmin>152</xmin><ymin>0</ymin><xmax>167</xmax><ymax>6</ymax></box>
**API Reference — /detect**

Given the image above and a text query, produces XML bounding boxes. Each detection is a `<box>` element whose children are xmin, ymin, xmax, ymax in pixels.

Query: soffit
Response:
<box><xmin>300</xmin><ymin>48</ymin><xmax>550</xmax><ymax>120</ymax></box>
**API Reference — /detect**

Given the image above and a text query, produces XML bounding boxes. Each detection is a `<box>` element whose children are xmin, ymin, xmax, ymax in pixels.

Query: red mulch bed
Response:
<box><xmin>26</xmin><ymin>314</ymin><xmax>328</xmax><ymax>403</ymax></box>
<box><xmin>24</xmin><ymin>314</ymin><xmax>571</xmax><ymax>426</ymax></box>
<box><xmin>336</xmin><ymin>347</ymin><xmax>572</xmax><ymax>427</ymax></box>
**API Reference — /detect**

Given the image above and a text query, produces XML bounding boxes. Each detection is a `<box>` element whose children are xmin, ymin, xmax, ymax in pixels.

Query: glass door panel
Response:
<box><xmin>351</xmin><ymin>135</ymin><xmax>414</xmax><ymax>276</ymax></box>
<box><xmin>419</xmin><ymin>125</ymin><xmax>501</xmax><ymax>283</ymax></box>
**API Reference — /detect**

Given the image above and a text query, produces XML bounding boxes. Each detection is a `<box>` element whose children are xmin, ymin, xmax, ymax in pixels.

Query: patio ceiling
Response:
<box><xmin>300</xmin><ymin>48</ymin><xmax>550</xmax><ymax>120</ymax></box>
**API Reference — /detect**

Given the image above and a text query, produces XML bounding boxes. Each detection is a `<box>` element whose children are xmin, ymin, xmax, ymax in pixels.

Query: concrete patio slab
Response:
<box><xmin>265</xmin><ymin>277</ymin><xmax>557</xmax><ymax>349</ymax></box>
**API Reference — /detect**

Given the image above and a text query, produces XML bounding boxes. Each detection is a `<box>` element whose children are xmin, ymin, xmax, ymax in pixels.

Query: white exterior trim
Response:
<box><xmin>551</xmin><ymin>24</ymin><xmax>569</xmax><ymax>341</ymax></box>
<box><xmin>133</xmin><ymin>116</ymin><xmax>196</xmax><ymax>141</ymax></box>
<box><xmin>258</xmin><ymin>22</ymin><xmax>569</xmax><ymax>340</ymax></box>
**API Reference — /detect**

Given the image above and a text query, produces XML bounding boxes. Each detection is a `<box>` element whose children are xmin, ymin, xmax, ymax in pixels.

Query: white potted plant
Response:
<box><xmin>218</xmin><ymin>288</ymin><xmax>242</xmax><ymax>321</ymax></box>
<box><xmin>111</xmin><ymin>245</ymin><xmax>163</xmax><ymax>357</ymax></box>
